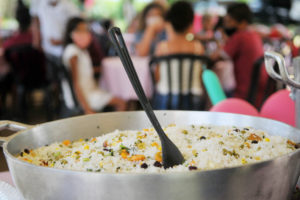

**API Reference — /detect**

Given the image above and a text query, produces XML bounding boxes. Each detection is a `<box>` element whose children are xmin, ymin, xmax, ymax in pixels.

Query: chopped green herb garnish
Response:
<box><xmin>120</xmin><ymin>144</ymin><xmax>129</xmax><ymax>151</ymax></box>
<box><xmin>83</xmin><ymin>158</ymin><xmax>90</xmax><ymax>162</ymax></box>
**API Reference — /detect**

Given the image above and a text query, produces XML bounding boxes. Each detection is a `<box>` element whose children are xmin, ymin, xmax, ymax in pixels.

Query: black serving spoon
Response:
<box><xmin>109</xmin><ymin>27</ymin><xmax>184</xmax><ymax>168</ymax></box>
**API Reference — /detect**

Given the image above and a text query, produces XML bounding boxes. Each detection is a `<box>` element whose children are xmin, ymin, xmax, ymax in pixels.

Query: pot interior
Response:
<box><xmin>5</xmin><ymin>111</ymin><xmax>300</xmax><ymax>156</ymax></box>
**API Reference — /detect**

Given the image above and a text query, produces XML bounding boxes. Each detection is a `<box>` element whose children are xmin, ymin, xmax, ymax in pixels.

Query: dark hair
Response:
<box><xmin>138</xmin><ymin>2</ymin><xmax>165</xmax><ymax>31</ymax></box>
<box><xmin>214</xmin><ymin>17</ymin><xmax>224</xmax><ymax>31</ymax></box>
<box><xmin>165</xmin><ymin>1</ymin><xmax>194</xmax><ymax>34</ymax></box>
<box><xmin>101</xmin><ymin>19</ymin><xmax>113</xmax><ymax>32</ymax></box>
<box><xmin>16</xmin><ymin>0</ymin><xmax>31</xmax><ymax>32</ymax></box>
<box><xmin>227</xmin><ymin>3</ymin><xmax>252</xmax><ymax>24</ymax></box>
<box><xmin>64</xmin><ymin>17</ymin><xmax>85</xmax><ymax>47</ymax></box>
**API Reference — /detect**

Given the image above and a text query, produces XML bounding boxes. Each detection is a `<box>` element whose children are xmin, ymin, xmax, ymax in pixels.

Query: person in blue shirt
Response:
<box><xmin>134</xmin><ymin>2</ymin><xmax>166</xmax><ymax>56</ymax></box>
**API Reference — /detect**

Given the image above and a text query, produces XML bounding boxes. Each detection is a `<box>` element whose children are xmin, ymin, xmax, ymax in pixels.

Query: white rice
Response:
<box><xmin>17</xmin><ymin>124</ymin><xmax>297</xmax><ymax>173</ymax></box>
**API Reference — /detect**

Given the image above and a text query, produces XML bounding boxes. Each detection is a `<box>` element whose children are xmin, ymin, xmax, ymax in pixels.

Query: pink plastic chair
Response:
<box><xmin>210</xmin><ymin>98</ymin><xmax>259</xmax><ymax>116</ymax></box>
<box><xmin>260</xmin><ymin>90</ymin><xmax>295</xmax><ymax>126</ymax></box>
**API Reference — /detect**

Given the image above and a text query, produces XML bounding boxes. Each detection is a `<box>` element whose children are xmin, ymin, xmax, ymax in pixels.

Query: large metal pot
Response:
<box><xmin>1</xmin><ymin>111</ymin><xmax>300</xmax><ymax>200</ymax></box>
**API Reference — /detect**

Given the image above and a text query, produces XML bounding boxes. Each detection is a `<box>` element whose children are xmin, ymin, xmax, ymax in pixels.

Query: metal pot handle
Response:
<box><xmin>0</xmin><ymin>120</ymin><xmax>33</xmax><ymax>146</ymax></box>
<box><xmin>264</xmin><ymin>51</ymin><xmax>300</xmax><ymax>88</ymax></box>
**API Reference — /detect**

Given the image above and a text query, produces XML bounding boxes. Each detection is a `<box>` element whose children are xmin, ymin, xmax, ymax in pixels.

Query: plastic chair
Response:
<box><xmin>246</xmin><ymin>56</ymin><xmax>272</xmax><ymax>108</ymax></box>
<box><xmin>149</xmin><ymin>54</ymin><xmax>216</xmax><ymax>110</ymax></box>
<box><xmin>4</xmin><ymin>44</ymin><xmax>53</xmax><ymax>121</ymax></box>
<box><xmin>202</xmin><ymin>69</ymin><xmax>226</xmax><ymax>105</ymax></box>
<box><xmin>260</xmin><ymin>89</ymin><xmax>295</xmax><ymax>126</ymax></box>
<box><xmin>60</xmin><ymin>65</ymin><xmax>115</xmax><ymax>116</ymax></box>
<box><xmin>0</xmin><ymin>72</ymin><xmax>13</xmax><ymax>119</ymax></box>
<box><xmin>57</xmin><ymin>65</ymin><xmax>83</xmax><ymax>118</ymax></box>
<box><xmin>210</xmin><ymin>98</ymin><xmax>259</xmax><ymax>116</ymax></box>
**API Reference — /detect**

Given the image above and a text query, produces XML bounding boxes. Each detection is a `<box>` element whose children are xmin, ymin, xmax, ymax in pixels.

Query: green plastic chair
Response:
<box><xmin>202</xmin><ymin>69</ymin><xmax>226</xmax><ymax>105</ymax></box>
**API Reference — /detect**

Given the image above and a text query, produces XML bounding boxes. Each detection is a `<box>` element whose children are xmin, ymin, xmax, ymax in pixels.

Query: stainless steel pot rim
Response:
<box><xmin>2</xmin><ymin>111</ymin><xmax>300</xmax><ymax>176</ymax></box>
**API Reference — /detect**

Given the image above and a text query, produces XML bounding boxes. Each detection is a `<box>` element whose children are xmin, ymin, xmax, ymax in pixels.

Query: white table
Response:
<box><xmin>0</xmin><ymin>171</ymin><xmax>13</xmax><ymax>186</ymax></box>
<box><xmin>100</xmin><ymin>56</ymin><xmax>153</xmax><ymax>101</ymax></box>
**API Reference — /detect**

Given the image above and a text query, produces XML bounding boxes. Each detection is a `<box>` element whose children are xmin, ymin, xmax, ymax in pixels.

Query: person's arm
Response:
<box><xmin>152</xmin><ymin>41</ymin><xmax>166</xmax><ymax>82</ymax></box>
<box><xmin>0</xmin><ymin>35</ymin><xmax>3</xmax><ymax>56</ymax></box>
<box><xmin>194</xmin><ymin>41</ymin><xmax>205</xmax><ymax>55</ymax></box>
<box><xmin>210</xmin><ymin>37</ymin><xmax>236</xmax><ymax>62</ymax></box>
<box><xmin>30</xmin><ymin>0</ymin><xmax>42</xmax><ymax>49</ymax></box>
<box><xmin>135</xmin><ymin>20</ymin><xmax>165</xmax><ymax>56</ymax></box>
<box><xmin>88</xmin><ymin>36</ymin><xmax>104</xmax><ymax>79</ymax></box>
<box><xmin>69</xmin><ymin>55</ymin><xmax>95</xmax><ymax>114</ymax></box>
<box><xmin>108</xmin><ymin>97</ymin><xmax>127</xmax><ymax>111</ymax></box>
<box><xmin>195</xmin><ymin>31</ymin><xmax>214</xmax><ymax>42</ymax></box>
<box><xmin>50</xmin><ymin>38</ymin><xmax>63</xmax><ymax>46</ymax></box>
<box><xmin>93</xmin><ymin>65</ymin><xmax>101</xmax><ymax>75</ymax></box>
<box><xmin>136</xmin><ymin>27</ymin><xmax>156</xmax><ymax>56</ymax></box>
<box><xmin>210</xmin><ymin>30</ymin><xmax>241</xmax><ymax>61</ymax></box>
<box><xmin>31</xmin><ymin>16</ymin><xmax>42</xmax><ymax>49</ymax></box>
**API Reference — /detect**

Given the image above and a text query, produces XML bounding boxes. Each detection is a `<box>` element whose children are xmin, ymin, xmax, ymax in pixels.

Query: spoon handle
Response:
<box><xmin>108</xmin><ymin>27</ymin><xmax>166</xmax><ymax>139</ymax></box>
<box><xmin>109</xmin><ymin>27</ymin><xmax>184</xmax><ymax>168</ymax></box>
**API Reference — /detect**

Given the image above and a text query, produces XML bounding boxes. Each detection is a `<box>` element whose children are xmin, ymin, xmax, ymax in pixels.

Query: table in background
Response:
<box><xmin>100</xmin><ymin>56</ymin><xmax>153</xmax><ymax>101</ymax></box>
<box><xmin>0</xmin><ymin>171</ymin><xmax>13</xmax><ymax>186</ymax></box>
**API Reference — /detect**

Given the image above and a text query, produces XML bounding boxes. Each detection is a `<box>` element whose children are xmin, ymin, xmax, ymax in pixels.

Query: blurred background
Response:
<box><xmin>1</xmin><ymin>0</ymin><xmax>299</xmax><ymax>30</ymax></box>
<box><xmin>0</xmin><ymin>0</ymin><xmax>299</xmax><ymax>126</ymax></box>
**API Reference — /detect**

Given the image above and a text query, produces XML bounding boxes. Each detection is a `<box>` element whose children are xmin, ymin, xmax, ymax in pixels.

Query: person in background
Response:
<box><xmin>153</xmin><ymin>1</ymin><xmax>205</xmax><ymax>109</ymax></box>
<box><xmin>134</xmin><ymin>2</ymin><xmax>166</xmax><ymax>56</ymax></box>
<box><xmin>29</xmin><ymin>0</ymin><xmax>41</xmax><ymax>49</ymax></box>
<box><xmin>127</xmin><ymin>14</ymin><xmax>140</xmax><ymax>34</ymax></box>
<box><xmin>2</xmin><ymin>0</ymin><xmax>48</xmax><ymax>119</ymax></box>
<box><xmin>211</xmin><ymin>3</ymin><xmax>267</xmax><ymax>107</ymax></box>
<box><xmin>155</xmin><ymin>2</ymin><xmax>204</xmax><ymax>56</ymax></box>
<box><xmin>63</xmin><ymin>17</ymin><xmax>126</xmax><ymax>114</ymax></box>
<box><xmin>123</xmin><ymin>0</ymin><xmax>136</xmax><ymax>28</ymax></box>
<box><xmin>90</xmin><ymin>19</ymin><xmax>116</xmax><ymax>57</ymax></box>
<box><xmin>94</xmin><ymin>19</ymin><xmax>115</xmax><ymax>57</ymax></box>
<box><xmin>0</xmin><ymin>0</ymin><xmax>31</xmax><ymax>117</ymax></box>
<box><xmin>196</xmin><ymin>14</ymin><xmax>215</xmax><ymax>41</ymax></box>
<box><xmin>212</xmin><ymin>17</ymin><xmax>227</xmax><ymax>47</ymax></box>
<box><xmin>30</xmin><ymin>0</ymin><xmax>81</xmax><ymax>82</ymax></box>
<box><xmin>87</xmin><ymin>35</ymin><xmax>105</xmax><ymax>81</ymax></box>
<box><xmin>87</xmin><ymin>24</ymin><xmax>106</xmax><ymax>81</ymax></box>
<box><xmin>3</xmin><ymin>0</ymin><xmax>32</xmax><ymax>50</ymax></box>
<box><xmin>209</xmin><ymin>17</ymin><xmax>236</xmax><ymax>97</ymax></box>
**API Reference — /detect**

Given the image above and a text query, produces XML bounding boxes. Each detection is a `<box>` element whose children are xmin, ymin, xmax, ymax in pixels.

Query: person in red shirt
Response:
<box><xmin>212</xmin><ymin>3</ymin><xmax>268</xmax><ymax>107</ymax></box>
<box><xmin>3</xmin><ymin>0</ymin><xmax>46</xmax><ymax>89</ymax></box>
<box><xmin>2</xmin><ymin>0</ymin><xmax>32</xmax><ymax>50</ymax></box>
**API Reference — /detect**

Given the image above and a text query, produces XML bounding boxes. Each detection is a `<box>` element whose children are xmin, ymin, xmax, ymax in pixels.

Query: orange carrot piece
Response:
<box><xmin>248</xmin><ymin>134</ymin><xmax>262</xmax><ymax>141</ymax></box>
<box><xmin>155</xmin><ymin>152</ymin><xmax>162</xmax><ymax>162</ymax></box>
<box><xmin>128</xmin><ymin>155</ymin><xmax>145</xmax><ymax>161</ymax></box>
<box><xmin>62</xmin><ymin>140</ymin><xmax>71</xmax><ymax>146</ymax></box>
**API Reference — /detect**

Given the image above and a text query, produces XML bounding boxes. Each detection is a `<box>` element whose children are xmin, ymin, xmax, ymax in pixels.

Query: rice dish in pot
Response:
<box><xmin>17</xmin><ymin>124</ymin><xmax>297</xmax><ymax>173</ymax></box>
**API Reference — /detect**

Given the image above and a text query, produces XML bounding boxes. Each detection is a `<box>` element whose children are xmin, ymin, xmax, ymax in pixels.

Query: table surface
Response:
<box><xmin>0</xmin><ymin>171</ymin><xmax>13</xmax><ymax>186</ymax></box>
<box><xmin>100</xmin><ymin>56</ymin><xmax>153</xmax><ymax>101</ymax></box>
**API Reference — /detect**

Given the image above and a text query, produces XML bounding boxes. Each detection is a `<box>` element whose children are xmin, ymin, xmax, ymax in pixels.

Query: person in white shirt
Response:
<box><xmin>30</xmin><ymin>0</ymin><xmax>81</xmax><ymax>82</ymax></box>
<box><xmin>31</xmin><ymin>0</ymin><xmax>80</xmax><ymax>57</ymax></box>
<box><xmin>63</xmin><ymin>17</ymin><xmax>126</xmax><ymax>114</ymax></box>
